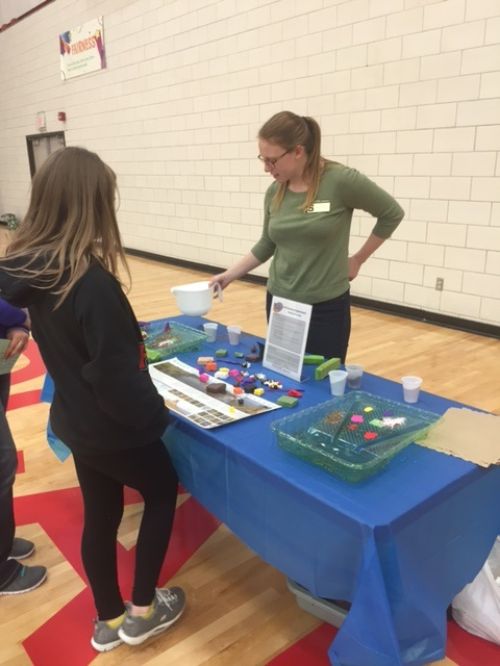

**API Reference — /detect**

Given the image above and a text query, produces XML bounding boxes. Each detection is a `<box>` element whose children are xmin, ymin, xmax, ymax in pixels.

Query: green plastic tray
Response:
<box><xmin>140</xmin><ymin>320</ymin><xmax>207</xmax><ymax>362</ymax></box>
<box><xmin>271</xmin><ymin>391</ymin><xmax>440</xmax><ymax>482</ymax></box>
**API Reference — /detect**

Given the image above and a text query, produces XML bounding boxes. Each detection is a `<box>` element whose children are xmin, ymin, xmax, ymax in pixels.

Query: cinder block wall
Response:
<box><xmin>0</xmin><ymin>0</ymin><xmax>499</xmax><ymax>326</ymax></box>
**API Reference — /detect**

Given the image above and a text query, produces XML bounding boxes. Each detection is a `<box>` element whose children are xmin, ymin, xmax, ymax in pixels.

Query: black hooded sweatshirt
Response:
<box><xmin>0</xmin><ymin>259</ymin><xmax>168</xmax><ymax>454</ymax></box>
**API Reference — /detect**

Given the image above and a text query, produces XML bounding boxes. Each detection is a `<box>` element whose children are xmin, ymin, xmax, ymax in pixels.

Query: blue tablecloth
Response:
<box><xmin>162</xmin><ymin>316</ymin><xmax>500</xmax><ymax>666</ymax></box>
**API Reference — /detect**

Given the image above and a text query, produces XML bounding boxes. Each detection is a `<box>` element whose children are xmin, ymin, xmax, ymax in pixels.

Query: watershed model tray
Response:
<box><xmin>140</xmin><ymin>320</ymin><xmax>207</xmax><ymax>362</ymax></box>
<box><xmin>271</xmin><ymin>390</ymin><xmax>440</xmax><ymax>482</ymax></box>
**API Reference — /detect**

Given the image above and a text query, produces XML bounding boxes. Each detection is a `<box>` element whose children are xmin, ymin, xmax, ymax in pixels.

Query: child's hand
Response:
<box><xmin>5</xmin><ymin>328</ymin><xmax>29</xmax><ymax>359</ymax></box>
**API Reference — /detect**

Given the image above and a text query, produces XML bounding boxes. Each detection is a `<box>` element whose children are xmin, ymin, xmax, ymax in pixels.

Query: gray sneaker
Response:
<box><xmin>91</xmin><ymin>603</ymin><xmax>131</xmax><ymax>652</ymax></box>
<box><xmin>118</xmin><ymin>587</ymin><xmax>186</xmax><ymax>646</ymax></box>
<box><xmin>91</xmin><ymin>620</ymin><xmax>122</xmax><ymax>653</ymax></box>
<box><xmin>8</xmin><ymin>537</ymin><xmax>35</xmax><ymax>560</ymax></box>
<box><xmin>0</xmin><ymin>564</ymin><xmax>47</xmax><ymax>595</ymax></box>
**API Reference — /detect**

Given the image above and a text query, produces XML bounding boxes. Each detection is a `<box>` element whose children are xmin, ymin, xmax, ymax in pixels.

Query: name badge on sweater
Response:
<box><xmin>306</xmin><ymin>200</ymin><xmax>331</xmax><ymax>213</ymax></box>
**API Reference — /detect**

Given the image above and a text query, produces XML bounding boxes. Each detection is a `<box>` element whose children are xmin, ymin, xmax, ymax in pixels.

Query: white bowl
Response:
<box><xmin>171</xmin><ymin>280</ymin><xmax>222</xmax><ymax>316</ymax></box>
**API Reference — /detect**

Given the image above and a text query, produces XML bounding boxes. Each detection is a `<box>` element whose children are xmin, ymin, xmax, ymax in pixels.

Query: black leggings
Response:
<box><xmin>73</xmin><ymin>439</ymin><xmax>178</xmax><ymax>620</ymax></box>
<box><xmin>266</xmin><ymin>290</ymin><xmax>351</xmax><ymax>363</ymax></box>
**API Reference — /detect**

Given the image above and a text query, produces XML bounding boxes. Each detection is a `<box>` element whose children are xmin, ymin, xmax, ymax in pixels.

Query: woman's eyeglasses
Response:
<box><xmin>257</xmin><ymin>150</ymin><xmax>290</xmax><ymax>167</ymax></box>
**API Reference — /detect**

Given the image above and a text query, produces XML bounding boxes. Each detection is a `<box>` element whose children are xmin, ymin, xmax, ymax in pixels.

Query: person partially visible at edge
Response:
<box><xmin>210</xmin><ymin>110</ymin><xmax>405</xmax><ymax>363</ymax></box>
<box><xmin>0</xmin><ymin>299</ymin><xmax>47</xmax><ymax>596</ymax></box>
<box><xmin>0</xmin><ymin>147</ymin><xmax>185</xmax><ymax>652</ymax></box>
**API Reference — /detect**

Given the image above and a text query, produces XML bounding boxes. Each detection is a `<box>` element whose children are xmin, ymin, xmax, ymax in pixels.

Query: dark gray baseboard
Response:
<box><xmin>125</xmin><ymin>247</ymin><xmax>500</xmax><ymax>340</ymax></box>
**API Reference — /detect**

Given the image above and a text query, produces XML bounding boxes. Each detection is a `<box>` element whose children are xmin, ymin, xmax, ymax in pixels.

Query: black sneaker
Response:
<box><xmin>118</xmin><ymin>587</ymin><xmax>185</xmax><ymax>646</ymax></box>
<box><xmin>0</xmin><ymin>564</ymin><xmax>47</xmax><ymax>595</ymax></box>
<box><xmin>8</xmin><ymin>537</ymin><xmax>35</xmax><ymax>560</ymax></box>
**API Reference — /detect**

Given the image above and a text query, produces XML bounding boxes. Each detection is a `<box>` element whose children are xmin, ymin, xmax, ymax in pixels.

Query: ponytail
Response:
<box><xmin>300</xmin><ymin>116</ymin><xmax>323</xmax><ymax>213</ymax></box>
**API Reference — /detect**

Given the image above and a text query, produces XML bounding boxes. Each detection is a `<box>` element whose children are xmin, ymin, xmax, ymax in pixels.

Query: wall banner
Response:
<box><xmin>59</xmin><ymin>16</ymin><xmax>105</xmax><ymax>81</ymax></box>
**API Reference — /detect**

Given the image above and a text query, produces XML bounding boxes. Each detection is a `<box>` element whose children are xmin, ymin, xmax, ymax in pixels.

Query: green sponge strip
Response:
<box><xmin>277</xmin><ymin>395</ymin><xmax>299</xmax><ymax>408</ymax></box>
<box><xmin>314</xmin><ymin>357</ymin><xmax>341</xmax><ymax>380</ymax></box>
<box><xmin>303</xmin><ymin>354</ymin><xmax>325</xmax><ymax>365</ymax></box>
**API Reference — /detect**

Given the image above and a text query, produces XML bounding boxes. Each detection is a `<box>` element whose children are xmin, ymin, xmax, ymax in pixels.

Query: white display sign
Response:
<box><xmin>59</xmin><ymin>17</ymin><xmax>106</xmax><ymax>81</ymax></box>
<box><xmin>263</xmin><ymin>296</ymin><xmax>312</xmax><ymax>382</ymax></box>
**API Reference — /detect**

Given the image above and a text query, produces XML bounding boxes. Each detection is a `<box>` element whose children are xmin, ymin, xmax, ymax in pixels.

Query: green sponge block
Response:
<box><xmin>277</xmin><ymin>395</ymin><xmax>299</xmax><ymax>408</ymax></box>
<box><xmin>303</xmin><ymin>354</ymin><xmax>325</xmax><ymax>365</ymax></box>
<box><xmin>314</xmin><ymin>357</ymin><xmax>341</xmax><ymax>380</ymax></box>
<box><xmin>215</xmin><ymin>349</ymin><xmax>228</xmax><ymax>357</ymax></box>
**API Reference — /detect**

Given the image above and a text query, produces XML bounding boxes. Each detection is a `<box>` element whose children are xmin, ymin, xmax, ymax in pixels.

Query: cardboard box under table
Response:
<box><xmin>158</xmin><ymin>316</ymin><xmax>500</xmax><ymax>666</ymax></box>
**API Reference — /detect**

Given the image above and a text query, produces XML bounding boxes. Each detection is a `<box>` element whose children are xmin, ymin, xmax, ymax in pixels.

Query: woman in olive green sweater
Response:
<box><xmin>210</xmin><ymin>111</ymin><xmax>404</xmax><ymax>362</ymax></box>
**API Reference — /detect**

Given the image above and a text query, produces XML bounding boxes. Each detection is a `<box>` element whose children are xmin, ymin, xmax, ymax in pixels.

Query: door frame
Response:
<box><xmin>26</xmin><ymin>131</ymin><xmax>66</xmax><ymax>177</ymax></box>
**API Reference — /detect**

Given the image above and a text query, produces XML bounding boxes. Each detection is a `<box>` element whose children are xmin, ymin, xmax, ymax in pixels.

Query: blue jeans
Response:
<box><xmin>0</xmin><ymin>374</ymin><xmax>20</xmax><ymax>587</ymax></box>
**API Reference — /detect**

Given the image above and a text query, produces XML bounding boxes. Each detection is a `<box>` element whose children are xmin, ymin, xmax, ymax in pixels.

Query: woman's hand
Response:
<box><xmin>348</xmin><ymin>234</ymin><xmax>386</xmax><ymax>281</ymax></box>
<box><xmin>208</xmin><ymin>271</ymin><xmax>233</xmax><ymax>290</ymax></box>
<box><xmin>348</xmin><ymin>255</ymin><xmax>363</xmax><ymax>281</ymax></box>
<box><xmin>5</xmin><ymin>328</ymin><xmax>29</xmax><ymax>359</ymax></box>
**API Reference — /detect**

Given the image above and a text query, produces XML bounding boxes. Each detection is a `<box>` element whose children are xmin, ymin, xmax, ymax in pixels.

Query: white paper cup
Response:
<box><xmin>203</xmin><ymin>322</ymin><xmax>218</xmax><ymax>342</ymax></box>
<box><xmin>401</xmin><ymin>375</ymin><xmax>423</xmax><ymax>403</ymax></box>
<box><xmin>329</xmin><ymin>369</ymin><xmax>348</xmax><ymax>397</ymax></box>
<box><xmin>345</xmin><ymin>364</ymin><xmax>363</xmax><ymax>389</ymax></box>
<box><xmin>227</xmin><ymin>325</ymin><xmax>241</xmax><ymax>345</ymax></box>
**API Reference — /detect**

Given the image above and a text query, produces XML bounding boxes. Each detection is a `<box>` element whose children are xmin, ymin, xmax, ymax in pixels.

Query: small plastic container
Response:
<box><xmin>227</xmin><ymin>325</ymin><xmax>241</xmax><ymax>345</ymax></box>
<box><xmin>345</xmin><ymin>364</ymin><xmax>364</xmax><ymax>389</ymax></box>
<box><xmin>401</xmin><ymin>375</ymin><xmax>423</xmax><ymax>403</ymax></box>
<box><xmin>329</xmin><ymin>369</ymin><xmax>348</xmax><ymax>396</ymax></box>
<box><xmin>203</xmin><ymin>322</ymin><xmax>218</xmax><ymax>342</ymax></box>
<box><xmin>271</xmin><ymin>391</ymin><xmax>440</xmax><ymax>482</ymax></box>
<box><xmin>140</xmin><ymin>320</ymin><xmax>207</xmax><ymax>362</ymax></box>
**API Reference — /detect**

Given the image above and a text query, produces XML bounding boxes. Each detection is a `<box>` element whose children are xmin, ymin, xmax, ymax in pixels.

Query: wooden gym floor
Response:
<box><xmin>1</xmin><ymin>239</ymin><xmax>499</xmax><ymax>666</ymax></box>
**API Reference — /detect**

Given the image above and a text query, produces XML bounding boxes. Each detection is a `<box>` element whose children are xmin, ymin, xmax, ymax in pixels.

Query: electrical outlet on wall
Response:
<box><xmin>435</xmin><ymin>277</ymin><xmax>444</xmax><ymax>291</ymax></box>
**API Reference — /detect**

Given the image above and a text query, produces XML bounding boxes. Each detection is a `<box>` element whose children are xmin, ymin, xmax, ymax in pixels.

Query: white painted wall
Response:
<box><xmin>1</xmin><ymin>0</ymin><xmax>499</xmax><ymax>326</ymax></box>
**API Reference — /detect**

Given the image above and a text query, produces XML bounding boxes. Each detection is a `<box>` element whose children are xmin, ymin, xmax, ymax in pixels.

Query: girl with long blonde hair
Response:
<box><xmin>0</xmin><ymin>147</ymin><xmax>185</xmax><ymax>651</ymax></box>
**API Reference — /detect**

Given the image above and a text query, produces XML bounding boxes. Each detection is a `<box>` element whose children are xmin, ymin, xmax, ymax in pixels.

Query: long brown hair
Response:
<box><xmin>5</xmin><ymin>146</ymin><xmax>129</xmax><ymax>307</ymax></box>
<box><xmin>258</xmin><ymin>111</ymin><xmax>327</xmax><ymax>212</ymax></box>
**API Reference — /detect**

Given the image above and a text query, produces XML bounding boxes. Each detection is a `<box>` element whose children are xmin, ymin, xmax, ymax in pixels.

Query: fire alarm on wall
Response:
<box><xmin>57</xmin><ymin>112</ymin><xmax>66</xmax><ymax>122</ymax></box>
